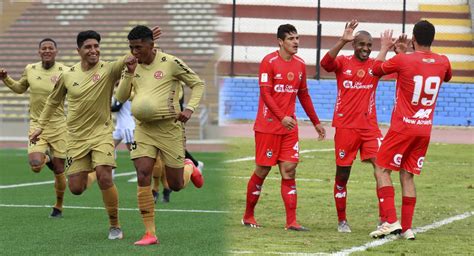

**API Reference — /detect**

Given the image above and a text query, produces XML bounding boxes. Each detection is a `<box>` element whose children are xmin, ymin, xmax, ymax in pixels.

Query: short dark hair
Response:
<box><xmin>128</xmin><ymin>25</ymin><xmax>153</xmax><ymax>42</ymax></box>
<box><xmin>277</xmin><ymin>24</ymin><xmax>297</xmax><ymax>40</ymax></box>
<box><xmin>76</xmin><ymin>30</ymin><xmax>101</xmax><ymax>48</ymax></box>
<box><xmin>355</xmin><ymin>30</ymin><xmax>372</xmax><ymax>39</ymax></box>
<box><xmin>413</xmin><ymin>20</ymin><xmax>435</xmax><ymax>47</ymax></box>
<box><xmin>39</xmin><ymin>38</ymin><xmax>57</xmax><ymax>48</ymax></box>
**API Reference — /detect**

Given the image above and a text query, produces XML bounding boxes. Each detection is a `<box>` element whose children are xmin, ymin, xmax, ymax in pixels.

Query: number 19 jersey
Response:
<box><xmin>372</xmin><ymin>51</ymin><xmax>452</xmax><ymax>136</ymax></box>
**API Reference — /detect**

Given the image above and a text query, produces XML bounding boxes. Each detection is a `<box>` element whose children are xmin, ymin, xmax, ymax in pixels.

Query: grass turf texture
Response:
<box><xmin>226</xmin><ymin>138</ymin><xmax>473</xmax><ymax>255</ymax></box>
<box><xmin>0</xmin><ymin>149</ymin><xmax>226</xmax><ymax>255</ymax></box>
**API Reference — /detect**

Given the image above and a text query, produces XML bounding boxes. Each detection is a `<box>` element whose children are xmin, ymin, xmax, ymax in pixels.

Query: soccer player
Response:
<box><xmin>320</xmin><ymin>20</ymin><xmax>383</xmax><ymax>232</ymax></box>
<box><xmin>369</xmin><ymin>21</ymin><xmax>452</xmax><ymax>240</ymax></box>
<box><xmin>115</xmin><ymin>25</ymin><xmax>204</xmax><ymax>245</ymax></box>
<box><xmin>0</xmin><ymin>38</ymin><xmax>68</xmax><ymax>218</ymax></box>
<box><xmin>30</xmin><ymin>30</ymin><xmax>134</xmax><ymax>240</ymax></box>
<box><xmin>242</xmin><ymin>24</ymin><xmax>326</xmax><ymax>231</ymax></box>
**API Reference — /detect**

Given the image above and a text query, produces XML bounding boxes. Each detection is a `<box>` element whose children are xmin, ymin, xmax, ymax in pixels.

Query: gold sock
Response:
<box><xmin>161</xmin><ymin>171</ymin><xmax>169</xmax><ymax>190</ymax></box>
<box><xmin>101</xmin><ymin>185</ymin><xmax>120</xmax><ymax>228</ymax></box>
<box><xmin>54</xmin><ymin>173</ymin><xmax>66</xmax><ymax>210</ymax></box>
<box><xmin>137</xmin><ymin>186</ymin><xmax>155</xmax><ymax>235</ymax></box>
<box><xmin>87</xmin><ymin>172</ymin><xmax>97</xmax><ymax>188</ymax></box>
<box><xmin>152</xmin><ymin>156</ymin><xmax>165</xmax><ymax>191</ymax></box>
<box><xmin>183</xmin><ymin>163</ymin><xmax>193</xmax><ymax>188</ymax></box>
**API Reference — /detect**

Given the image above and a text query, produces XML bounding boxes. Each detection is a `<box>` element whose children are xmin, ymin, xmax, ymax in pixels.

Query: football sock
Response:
<box><xmin>161</xmin><ymin>171</ymin><xmax>169</xmax><ymax>189</ymax></box>
<box><xmin>137</xmin><ymin>186</ymin><xmax>155</xmax><ymax>235</ymax></box>
<box><xmin>183</xmin><ymin>163</ymin><xmax>193</xmax><ymax>187</ymax></box>
<box><xmin>185</xmin><ymin>150</ymin><xmax>199</xmax><ymax>166</ymax></box>
<box><xmin>334</xmin><ymin>178</ymin><xmax>348</xmax><ymax>222</ymax></box>
<box><xmin>401</xmin><ymin>196</ymin><xmax>417</xmax><ymax>232</ymax></box>
<box><xmin>53</xmin><ymin>173</ymin><xmax>66</xmax><ymax>210</ymax></box>
<box><xmin>377</xmin><ymin>188</ymin><xmax>385</xmax><ymax>222</ymax></box>
<box><xmin>378</xmin><ymin>186</ymin><xmax>397</xmax><ymax>224</ymax></box>
<box><xmin>87</xmin><ymin>172</ymin><xmax>97</xmax><ymax>188</ymax></box>
<box><xmin>101</xmin><ymin>185</ymin><xmax>120</xmax><ymax>228</ymax></box>
<box><xmin>244</xmin><ymin>172</ymin><xmax>264</xmax><ymax>220</ymax></box>
<box><xmin>281</xmin><ymin>178</ymin><xmax>297</xmax><ymax>226</ymax></box>
<box><xmin>152</xmin><ymin>159</ymin><xmax>164</xmax><ymax>192</ymax></box>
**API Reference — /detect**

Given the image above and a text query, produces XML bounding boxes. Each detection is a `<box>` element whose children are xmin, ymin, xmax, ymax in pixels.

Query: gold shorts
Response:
<box><xmin>28</xmin><ymin>126</ymin><xmax>66</xmax><ymax>158</ymax></box>
<box><xmin>131</xmin><ymin>118</ymin><xmax>185</xmax><ymax>168</ymax></box>
<box><xmin>65</xmin><ymin>137</ymin><xmax>116</xmax><ymax>175</ymax></box>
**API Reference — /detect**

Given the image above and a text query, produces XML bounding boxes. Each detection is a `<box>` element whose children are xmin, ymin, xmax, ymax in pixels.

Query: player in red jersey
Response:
<box><xmin>241</xmin><ymin>24</ymin><xmax>326</xmax><ymax>231</ymax></box>
<box><xmin>320</xmin><ymin>20</ymin><xmax>384</xmax><ymax>233</ymax></box>
<box><xmin>369</xmin><ymin>20</ymin><xmax>452</xmax><ymax>240</ymax></box>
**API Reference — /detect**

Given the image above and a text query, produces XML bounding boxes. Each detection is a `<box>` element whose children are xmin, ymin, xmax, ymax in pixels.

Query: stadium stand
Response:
<box><xmin>0</xmin><ymin>0</ymin><xmax>218</xmax><ymax>140</ymax></box>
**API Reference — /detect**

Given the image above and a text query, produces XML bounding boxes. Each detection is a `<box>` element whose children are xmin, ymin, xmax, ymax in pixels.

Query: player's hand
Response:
<box><xmin>152</xmin><ymin>26</ymin><xmax>162</xmax><ymax>41</ymax></box>
<box><xmin>379</xmin><ymin>29</ymin><xmax>395</xmax><ymax>51</ymax></box>
<box><xmin>314</xmin><ymin>123</ymin><xmax>326</xmax><ymax>141</ymax></box>
<box><xmin>29</xmin><ymin>128</ymin><xmax>43</xmax><ymax>144</ymax></box>
<box><xmin>281</xmin><ymin>116</ymin><xmax>297</xmax><ymax>130</ymax></box>
<box><xmin>0</xmin><ymin>68</ymin><xmax>7</xmax><ymax>80</ymax></box>
<box><xmin>341</xmin><ymin>19</ymin><xmax>358</xmax><ymax>42</ymax></box>
<box><xmin>175</xmin><ymin>108</ymin><xmax>193</xmax><ymax>123</ymax></box>
<box><xmin>124</xmin><ymin>56</ymin><xmax>137</xmax><ymax>74</ymax></box>
<box><xmin>394</xmin><ymin>33</ymin><xmax>409</xmax><ymax>54</ymax></box>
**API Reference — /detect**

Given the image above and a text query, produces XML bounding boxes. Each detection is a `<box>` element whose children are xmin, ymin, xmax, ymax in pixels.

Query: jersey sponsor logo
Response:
<box><xmin>356</xmin><ymin>69</ymin><xmax>366</xmax><ymax>78</ymax></box>
<box><xmin>154</xmin><ymin>71</ymin><xmax>164</xmax><ymax>80</ymax></box>
<box><xmin>174</xmin><ymin>59</ymin><xmax>191</xmax><ymax>74</ymax></box>
<box><xmin>274</xmin><ymin>73</ymin><xmax>282</xmax><ymax>80</ymax></box>
<box><xmin>392</xmin><ymin>153</ymin><xmax>403</xmax><ymax>166</ymax></box>
<box><xmin>422</xmin><ymin>58</ymin><xmax>435</xmax><ymax>63</ymax></box>
<box><xmin>274</xmin><ymin>84</ymin><xmax>298</xmax><ymax>93</ymax></box>
<box><xmin>343</xmin><ymin>80</ymin><xmax>374</xmax><ymax>89</ymax></box>
<box><xmin>403</xmin><ymin>116</ymin><xmax>433</xmax><ymax>125</ymax></box>
<box><xmin>92</xmin><ymin>73</ymin><xmax>100</xmax><ymax>83</ymax></box>
<box><xmin>287</xmin><ymin>72</ymin><xmax>294</xmax><ymax>81</ymax></box>
<box><xmin>339</xmin><ymin>149</ymin><xmax>345</xmax><ymax>159</ymax></box>
<box><xmin>260</xmin><ymin>73</ymin><xmax>268</xmax><ymax>83</ymax></box>
<box><xmin>335</xmin><ymin>192</ymin><xmax>346</xmax><ymax>198</ymax></box>
<box><xmin>50</xmin><ymin>75</ymin><xmax>59</xmax><ymax>84</ymax></box>
<box><xmin>417</xmin><ymin>157</ymin><xmax>424</xmax><ymax>168</ymax></box>
<box><xmin>412</xmin><ymin>109</ymin><xmax>432</xmax><ymax>119</ymax></box>
<box><xmin>266</xmin><ymin>149</ymin><xmax>273</xmax><ymax>158</ymax></box>
<box><xmin>343</xmin><ymin>69</ymin><xmax>352</xmax><ymax>75</ymax></box>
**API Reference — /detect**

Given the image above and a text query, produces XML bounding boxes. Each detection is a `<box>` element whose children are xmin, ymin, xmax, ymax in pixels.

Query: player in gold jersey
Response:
<box><xmin>0</xmin><ymin>38</ymin><xmax>68</xmax><ymax>218</ymax></box>
<box><xmin>116</xmin><ymin>25</ymin><xmax>204</xmax><ymax>246</ymax></box>
<box><xmin>30</xmin><ymin>31</ymin><xmax>133</xmax><ymax>240</ymax></box>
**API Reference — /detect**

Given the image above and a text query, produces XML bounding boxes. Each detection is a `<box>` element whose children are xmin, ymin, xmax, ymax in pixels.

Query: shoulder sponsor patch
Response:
<box><xmin>261</xmin><ymin>73</ymin><xmax>268</xmax><ymax>83</ymax></box>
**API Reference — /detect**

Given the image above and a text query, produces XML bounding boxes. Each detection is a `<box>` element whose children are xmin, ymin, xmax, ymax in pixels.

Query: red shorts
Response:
<box><xmin>375</xmin><ymin>129</ymin><xmax>430</xmax><ymax>175</ymax></box>
<box><xmin>255</xmin><ymin>131</ymin><xmax>299</xmax><ymax>166</ymax></box>
<box><xmin>334</xmin><ymin>128</ymin><xmax>383</xmax><ymax>166</ymax></box>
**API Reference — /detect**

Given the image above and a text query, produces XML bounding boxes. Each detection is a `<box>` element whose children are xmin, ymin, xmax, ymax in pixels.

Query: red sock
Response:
<box><xmin>243</xmin><ymin>173</ymin><xmax>264</xmax><ymax>220</ymax></box>
<box><xmin>334</xmin><ymin>179</ymin><xmax>348</xmax><ymax>222</ymax></box>
<box><xmin>377</xmin><ymin>186</ymin><xmax>397</xmax><ymax>224</ymax></box>
<box><xmin>401</xmin><ymin>196</ymin><xmax>416</xmax><ymax>232</ymax></box>
<box><xmin>281</xmin><ymin>179</ymin><xmax>297</xmax><ymax>226</ymax></box>
<box><xmin>377</xmin><ymin>188</ymin><xmax>386</xmax><ymax>222</ymax></box>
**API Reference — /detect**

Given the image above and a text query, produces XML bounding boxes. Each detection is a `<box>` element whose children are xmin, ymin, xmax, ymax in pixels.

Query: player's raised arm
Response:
<box><xmin>375</xmin><ymin>29</ymin><xmax>395</xmax><ymax>62</ymax></box>
<box><xmin>115</xmin><ymin>56</ymin><xmax>137</xmax><ymax>103</ymax></box>
<box><xmin>0</xmin><ymin>67</ymin><xmax>29</xmax><ymax>93</ymax></box>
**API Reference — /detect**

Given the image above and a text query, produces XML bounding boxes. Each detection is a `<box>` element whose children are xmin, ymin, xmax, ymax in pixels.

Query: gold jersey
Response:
<box><xmin>39</xmin><ymin>56</ymin><xmax>127</xmax><ymax>142</ymax></box>
<box><xmin>116</xmin><ymin>51</ymin><xmax>204</xmax><ymax>122</ymax></box>
<box><xmin>3</xmin><ymin>62</ymin><xmax>68</xmax><ymax>128</ymax></box>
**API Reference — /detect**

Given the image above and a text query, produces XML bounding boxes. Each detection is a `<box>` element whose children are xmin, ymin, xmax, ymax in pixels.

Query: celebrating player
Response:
<box><xmin>320</xmin><ymin>20</ymin><xmax>383</xmax><ymax>232</ymax></box>
<box><xmin>369</xmin><ymin>21</ymin><xmax>452</xmax><ymax>240</ymax></box>
<box><xmin>242</xmin><ymin>24</ymin><xmax>326</xmax><ymax>231</ymax></box>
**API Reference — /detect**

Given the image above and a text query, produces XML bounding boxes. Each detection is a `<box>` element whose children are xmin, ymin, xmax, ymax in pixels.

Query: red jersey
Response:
<box><xmin>254</xmin><ymin>51</ymin><xmax>319</xmax><ymax>134</ymax></box>
<box><xmin>372</xmin><ymin>51</ymin><xmax>452</xmax><ymax>136</ymax></box>
<box><xmin>321</xmin><ymin>53</ymin><xmax>380</xmax><ymax>129</ymax></box>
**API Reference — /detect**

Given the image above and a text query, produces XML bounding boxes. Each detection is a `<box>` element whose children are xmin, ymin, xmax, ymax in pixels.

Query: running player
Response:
<box><xmin>242</xmin><ymin>24</ymin><xmax>326</xmax><ymax>231</ymax></box>
<box><xmin>320</xmin><ymin>20</ymin><xmax>383</xmax><ymax>232</ymax></box>
<box><xmin>115</xmin><ymin>25</ymin><xmax>204</xmax><ymax>245</ymax></box>
<box><xmin>369</xmin><ymin>21</ymin><xmax>452</xmax><ymax>240</ymax></box>
<box><xmin>0</xmin><ymin>38</ymin><xmax>68</xmax><ymax>218</ymax></box>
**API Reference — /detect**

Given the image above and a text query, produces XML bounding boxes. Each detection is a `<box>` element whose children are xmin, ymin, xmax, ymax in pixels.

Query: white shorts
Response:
<box><xmin>112</xmin><ymin>128</ymin><xmax>134</xmax><ymax>144</ymax></box>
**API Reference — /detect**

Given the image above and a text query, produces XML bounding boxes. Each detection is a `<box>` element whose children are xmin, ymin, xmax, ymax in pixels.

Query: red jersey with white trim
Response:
<box><xmin>321</xmin><ymin>53</ymin><xmax>380</xmax><ymax>129</ymax></box>
<box><xmin>254</xmin><ymin>51</ymin><xmax>308</xmax><ymax>135</ymax></box>
<box><xmin>372</xmin><ymin>51</ymin><xmax>452</xmax><ymax>136</ymax></box>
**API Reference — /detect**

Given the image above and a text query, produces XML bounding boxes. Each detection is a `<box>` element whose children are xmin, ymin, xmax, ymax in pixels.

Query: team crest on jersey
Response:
<box><xmin>92</xmin><ymin>73</ymin><xmax>100</xmax><ymax>83</ymax></box>
<box><xmin>50</xmin><ymin>75</ymin><xmax>59</xmax><ymax>84</ymax></box>
<box><xmin>393</xmin><ymin>154</ymin><xmax>403</xmax><ymax>166</ymax></box>
<box><xmin>287</xmin><ymin>72</ymin><xmax>294</xmax><ymax>81</ymax></box>
<box><xmin>339</xmin><ymin>149</ymin><xmax>345</xmax><ymax>159</ymax></box>
<box><xmin>266</xmin><ymin>149</ymin><xmax>273</xmax><ymax>159</ymax></box>
<box><xmin>357</xmin><ymin>69</ymin><xmax>365</xmax><ymax>78</ymax></box>
<box><xmin>154</xmin><ymin>71</ymin><xmax>164</xmax><ymax>79</ymax></box>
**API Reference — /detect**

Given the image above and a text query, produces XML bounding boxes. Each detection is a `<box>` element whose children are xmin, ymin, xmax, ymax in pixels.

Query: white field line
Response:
<box><xmin>0</xmin><ymin>171</ymin><xmax>136</xmax><ymax>189</ymax></box>
<box><xmin>228</xmin><ymin>211</ymin><xmax>474</xmax><ymax>255</ymax></box>
<box><xmin>225</xmin><ymin>148</ymin><xmax>334</xmax><ymax>163</ymax></box>
<box><xmin>0</xmin><ymin>203</ymin><xmax>229</xmax><ymax>214</ymax></box>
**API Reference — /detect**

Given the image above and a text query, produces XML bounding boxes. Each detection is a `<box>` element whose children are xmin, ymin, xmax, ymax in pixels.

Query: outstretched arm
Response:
<box><xmin>321</xmin><ymin>20</ymin><xmax>358</xmax><ymax>72</ymax></box>
<box><xmin>0</xmin><ymin>67</ymin><xmax>29</xmax><ymax>93</ymax></box>
<box><xmin>115</xmin><ymin>56</ymin><xmax>137</xmax><ymax>103</ymax></box>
